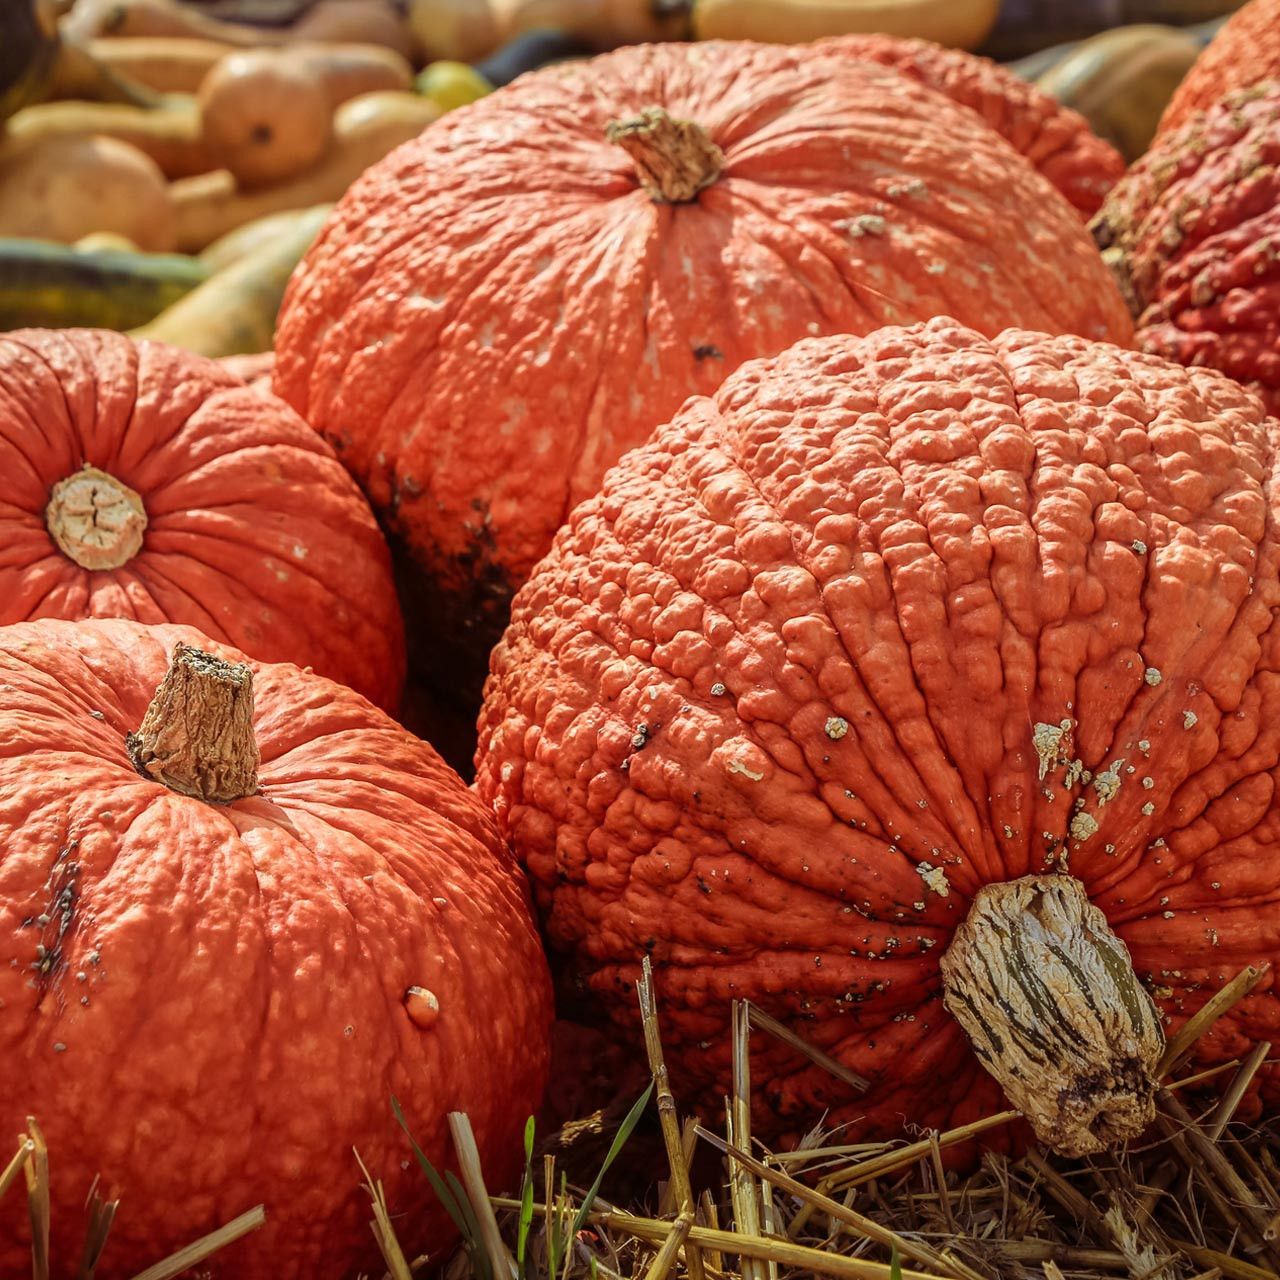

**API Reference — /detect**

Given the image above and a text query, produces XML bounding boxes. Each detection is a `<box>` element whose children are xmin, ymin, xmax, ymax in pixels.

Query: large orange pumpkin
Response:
<box><xmin>0</xmin><ymin>618</ymin><xmax>553</xmax><ymax>1278</ymax></box>
<box><xmin>819</xmin><ymin>34</ymin><xmax>1125</xmax><ymax>219</ymax></box>
<box><xmin>273</xmin><ymin>39</ymin><xmax>1133</xmax><ymax>700</ymax></box>
<box><xmin>0</xmin><ymin>327</ymin><xmax>404</xmax><ymax>711</ymax></box>
<box><xmin>477</xmin><ymin>317</ymin><xmax>1280</xmax><ymax>1153</ymax></box>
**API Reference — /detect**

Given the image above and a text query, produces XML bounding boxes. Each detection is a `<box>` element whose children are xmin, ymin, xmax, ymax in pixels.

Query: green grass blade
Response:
<box><xmin>391</xmin><ymin>1095</ymin><xmax>492</xmax><ymax>1279</ymax></box>
<box><xmin>516</xmin><ymin>1117</ymin><xmax>536</xmax><ymax>1278</ymax></box>
<box><xmin>566</xmin><ymin>1082</ymin><xmax>654</xmax><ymax>1252</ymax></box>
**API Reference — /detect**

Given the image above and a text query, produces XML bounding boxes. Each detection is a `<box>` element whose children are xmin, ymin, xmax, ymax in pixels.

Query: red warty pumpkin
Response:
<box><xmin>1093</xmin><ymin>81</ymin><xmax>1280</xmax><ymax>416</ymax></box>
<box><xmin>477</xmin><ymin>317</ymin><xmax>1280</xmax><ymax>1154</ymax></box>
<box><xmin>0</xmin><ymin>328</ymin><xmax>404</xmax><ymax>711</ymax></box>
<box><xmin>1159</xmin><ymin>0</ymin><xmax>1280</xmax><ymax>135</ymax></box>
<box><xmin>820</xmin><ymin>34</ymin><xmax>1125</xmax><ymax>219</ymax></box>
<box><xmin>0</xmin><ymin>618</ymin><xmax>553</xmax><ymax>1279</ymax></box>
<box><xmin>273</xmin><ymin>39</ymin><xmax>1133</xmax><ymax>699</ymax></box>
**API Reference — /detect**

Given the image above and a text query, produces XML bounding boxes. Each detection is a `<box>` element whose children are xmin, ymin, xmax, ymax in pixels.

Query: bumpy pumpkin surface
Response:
<box><xmin>0</xmin><ymin>327</ymin><xmax>405</xmax><ymax>710</ymax></box>
<box><xmin>0</xmin><ymin>618</ymin><xmax>553</xmax><ymax>1279</ymax></box>
<box><xmin>819</xmin><ymin>34</ymin><xmax>1125</xmax><ymax>218</ymax></box>
<box><xmin>477</xmin><ymin>317</ymin><xmax>1280</xmax><ymax>1146</ymax></box>
<box><xmin>273</xmin><ymin>39</ymin><xmax>1133</xmax><ymax>698</ymax></box>
<box><xmin>1093</xmin><ymin>82</ymin><xmax>1280</xmax><ymax>416</ymax></box>
<box><xmin>1159</xmin><ymin>0</ymin><xmax>1280</xmax><ymax>135</ymax></box>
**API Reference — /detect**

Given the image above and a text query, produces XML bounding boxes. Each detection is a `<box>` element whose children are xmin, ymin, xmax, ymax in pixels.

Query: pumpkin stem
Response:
<box><xmin>127</xmin><ymin>642</ymin><xmax>260</xmax><ymax>803</ymax></box>
<box><xmin>45</xmin><ymin>465</ymin><xmax>147</xmax><ymax>571</ymax></box>
<box><xmin>938</xmin><ymin>874</ymin><xmax>1164</xmax><ymax>1157</ymax></box>
<box><xmin>606</xmin><ymin>106</ymin><xmax>724</xmax><ymax>204</ymax></box>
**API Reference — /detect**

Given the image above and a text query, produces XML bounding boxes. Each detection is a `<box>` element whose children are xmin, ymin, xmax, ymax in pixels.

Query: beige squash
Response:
<box><xmin>197</xmin><ymin>49</ymin><xmax>333</xmax><ymax>189</ymax></box>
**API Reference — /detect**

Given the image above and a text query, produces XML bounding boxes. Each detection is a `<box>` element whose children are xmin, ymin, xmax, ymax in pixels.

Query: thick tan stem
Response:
<box><xmin>45</xmin><ymin>465</ymin><xmax>147</xmax><ymax>570</ymax></box>
<box><xmin>939</xmin><ymin>874</ymin><xmax>1164</xmax><ymax>1157</ymax></box>
<box><xmin>127</xmin><ymin>642</ymin><xmax>259</xmax><ymax>803</ymax></box>
<box><xmin>606</xmin><ymin>106</ymin><xmax>723</xmax><ymax>204</ymax></box>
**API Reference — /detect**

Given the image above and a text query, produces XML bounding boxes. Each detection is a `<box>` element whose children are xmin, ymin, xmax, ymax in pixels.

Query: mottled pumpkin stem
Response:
<box><xmin>606</xmin><ymin>106</ymin><xmax>724</xmax><ymax>203</ymax></box>
<box><xmin>939</xmin><ymin>874</ymin><xmax>1164</xmax><ymax>1157</ymax></box>
<box><xmin>45</xmin><ymin>465</ymin><xmax>147</xmax><ymax>571</ymax></box>
<box><xmin>127</xmin><ymin>643</ymin><xmax>259</xmax><ymax>803</ymax></box>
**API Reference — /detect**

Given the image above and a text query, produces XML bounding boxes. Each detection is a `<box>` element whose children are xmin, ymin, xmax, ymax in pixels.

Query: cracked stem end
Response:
<box><xmin>45</xmin><ymin>465</ymin><xmax>147</xmax><ymax>571</ymax></box>
<box><xmin>939</xmin><ymin>874</ymin><xmax>1164</xmax><ymax>1156</ymax></box>
<box><xmin>127</xmin><ymin>642</ymin><xmax>259</xmax><ymax>803</ymax></box>
<box><xmin>606</xmin><ymin>106</ymin><xmax>724</xmax><ymax>204</ymax></box>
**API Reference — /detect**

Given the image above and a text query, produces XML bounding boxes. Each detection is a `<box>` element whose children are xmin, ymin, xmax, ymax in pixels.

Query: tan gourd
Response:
<box><xmin>0</xmin><ymin>133</ymin><xmax>176</xmax><ymax>251</ymax></box>
<box><xmin>291</xmin><ymin>42</ymin><xmax>414</xmax><ymax>107</ymax></box>
<box><xmin>131</xmin><ymin>203</ymin><xmax>332</xmax><ymax>355</ymax></box>
<box><xmin>198</xmin><ymin>203</ymin><xmax>335</xmax><ymax>271</ymax></box>
<box><xmin>79</xmin><ymin>36</ymin><xmax>235</xmax><ymax>92</ymax></box>
<box><xmin>1035</xmin><ymin>24</ymin><xmax>1205</xmax><ymax>162</ymax></box>
<box><xmin>60</xmin><ymin>0</ymin><xmax>289</xmax><ymax>46</ymax></box>
<box><xmin>5</xmin><ymin>97</ymin><xmax>215</xmax><ymax>179</ymax></box>
<box><xmin>172</xmin><ymin>90</ymin><xmax>441</xmax><ymax>251</ymax></box>
<box><xmin>197</xmin><ymin>49</ymin><xmax>334</xmax><ymax>190</ymax></box>
<box><xmin>498</xmin><ymin>0</ymin><xmax>691</xmax><ymax>49</ymax></box>
<box><xmin>690</xmin><ymin>0</ymin><xmax>1000</xmax><ymax>48</ymax></box>
<box><xmin>405</xmin><ymin>0</ymin><xmax>502</xmax><ymax>61</ymax></box>
<box><xmin>288</xmin><ymin>0</ymin><xmax>415</xmax><ymax>60</ymax></box>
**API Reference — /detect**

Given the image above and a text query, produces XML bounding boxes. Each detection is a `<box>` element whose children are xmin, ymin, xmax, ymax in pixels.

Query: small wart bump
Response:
<box><xmin>1032</xmin><ymin>721</ymin><xmax>1067</xmax><ymax>780</ymax></box>
<box><xmin>1142</xmin><ymin>777</ymin><xmax>1155</xmax><ymax>789</ymax></box>
<box><xmin>1132</xmin><ymin>540</ymin><xmax>1148</xmax><ymax>554</ymax></box>
<box><xmin>1093</xmin><ymin>764</ymin><xmax>1123</xmax><ymax>805</ymax></box>
<box><xmin>916</xmin><ymin>862</ymin><xmax>951</xmax><ymax>898</ymax></box>
<box><xmin>1069</xmin><ymin>813</ymin><xmax>1099</xmax><ymax>841</ymax></box>
<box><xmin>825</xmin><ymin>716</ymin><xmax>849</xmax><ymax>740</ymax></box>
<box><xmin>1142</xmin><ymin>802</ymin><xmax>1156</xmax><ymax>815</ymax></box>
<box><xmin>1182</xmin><ymin>711</ymin><xmax>1198</xmax><ymax>729</ymax></box>
<box><xmin>1144</xmin><ymin>668</ymin><xmax>1162</xmax><ymax>686</ymax></box>
<box><xmin>710</xmin><ymin>682</ymin><xmax>726</xmax><ymax>696</ymax></box>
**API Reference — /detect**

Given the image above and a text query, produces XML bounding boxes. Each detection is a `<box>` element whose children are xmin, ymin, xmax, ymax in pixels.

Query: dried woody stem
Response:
<box><xmin>940</xmin><ymin>875</ymin><xmax>1164</xmax><ymax>1156</ymax></box>
<box><xmin>606</xmin><ymin>106</ymin><xmax>724</xmax><ymax>203</ymax></box>
<box><xmin>127</xmin><ymin>642</ymin><xmax>259</xmax><ymax>803</ymax></box>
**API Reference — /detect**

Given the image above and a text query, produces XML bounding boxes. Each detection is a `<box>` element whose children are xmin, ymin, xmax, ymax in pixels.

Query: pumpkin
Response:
<box><xmin>475</xmin><ymin>315</ymin><xmax>1280</xmax><ymax>1152</ymax></box>
<box><xmin>1091</xmin><ymin>81</ymin><xmax>1280</xmax><ymax>416</ymax></box>
<box><xmin>0</xmin><ymin>327</ymin><xmax>405</xmax><ymax>711</ymax></box>
<box><xmin>1159</xmin><ymin>0</ymin><xmax>1280</xmax><ymax>134</ymax></box>
<box><xmin>817</xmin><ymin>33</ymin><xmax>1125</xmax><ymax>218</ymax></box>
<box><xmin>273</xmin><ymin>40</ymin><xmax>1134</xmax><ymax>703</ymax></box>
<box><xmin>0</xmin><ymin>619</ymin><xmax>553</xmax><ymax>1277</ymax></box>
<box><xmin>218</xmin><ymin>348</ymin><xmax>276</xmax><ymax>391</ymax></box>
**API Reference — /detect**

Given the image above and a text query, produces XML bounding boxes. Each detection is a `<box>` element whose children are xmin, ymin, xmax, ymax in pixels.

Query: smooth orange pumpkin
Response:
<box><xmin>0</xmin><ymin>619</ymin><xmax>553</xmax><ymax>1277</ymax></box>
<box><xmin>0</xmin><ymin>327</ymin><xmax>405</xmax><ymax>711</ymax></box>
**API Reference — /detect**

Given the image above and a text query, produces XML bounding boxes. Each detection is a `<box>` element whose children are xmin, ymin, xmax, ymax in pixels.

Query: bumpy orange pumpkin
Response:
<box><xmin>477</xmin><ymin>317</ymin><xmax>1280</xmax><ymax>1152</ymax></box>
<box><xmin>1093</xmin><ymin>82</ymin><xmax>1280</xmax><ymax>416</ymax></box>
<box><xmin>274</xmin><ymin>40</ymin><xmax>1133</xmax><ymax>699</ymax></box>
<box><xmin>0</xmin><ymin>618</ymin><xmax>553</xmax><ymax>1278</ymax></box>
<box><xmin>1159</xmin><ymin>0</ymin><xmax>1280</xmax><ymax>134</ymax></box>
<box><xmin>0</xmin><ymin>327</ymin><xmax>404</xmax><ymax>711</ymax></box>
<box><xmin>819</xmin><ymin>34</ymin><xmax>1125</xmax><ymax>218</ymax></box>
